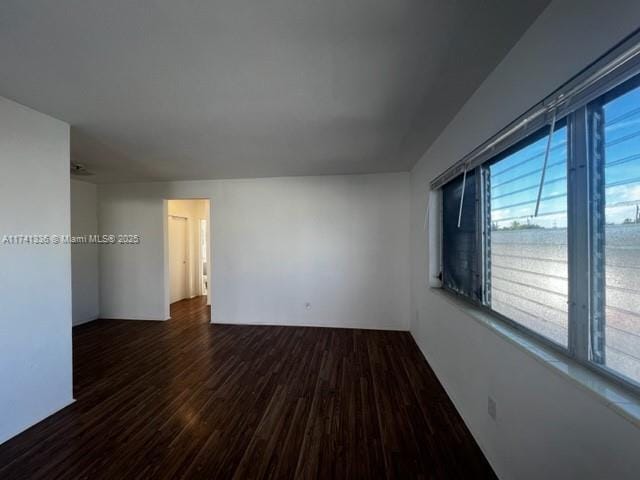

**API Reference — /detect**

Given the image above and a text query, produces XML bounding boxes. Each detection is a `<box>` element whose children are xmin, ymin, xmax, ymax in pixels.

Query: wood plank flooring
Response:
<box><xmin>0</xmin><ymin>296</ymin><xmax>495</xmax><ymax>479</ymax></box>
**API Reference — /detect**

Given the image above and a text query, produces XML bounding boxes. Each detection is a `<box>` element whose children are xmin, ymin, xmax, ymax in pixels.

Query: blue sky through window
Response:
<box><xmin>490</xmin><ymin>126</ymin><xmax>568</xmax><ymax>230</ymax></box>
<box><xmin>604</xmin><ymin>85</ymin><xmax>640</xmax><ymax>224</ymax></box>
<box><xmin>489</xmin><ymin>84</ymin><xmax>640</xmax><ymax>229</ymax></box>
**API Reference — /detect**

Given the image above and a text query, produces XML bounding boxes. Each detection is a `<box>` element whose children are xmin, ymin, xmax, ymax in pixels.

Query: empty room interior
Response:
<box><xmin>3</xmin><ymin>1</ymin><xmax>640</xmax><ymax>479</ymax></box>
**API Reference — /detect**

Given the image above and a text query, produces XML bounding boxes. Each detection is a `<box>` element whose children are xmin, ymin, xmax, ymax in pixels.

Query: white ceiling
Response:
<box><xmin>0</xmin><ymin>0</ymin><xmax>549</xmax><ymax>183</ymax></box>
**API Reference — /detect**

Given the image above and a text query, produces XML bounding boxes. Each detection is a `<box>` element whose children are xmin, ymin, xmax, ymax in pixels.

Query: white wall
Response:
<box><xmin>98</xmin><ymin>183</ymin><xmax>168</xmax><ymax>320</ymax></box>
<box><xmin>71</xmin><ymin>179</ymin><xmax>100</xmax><ymax>325</ymax></box>
<box><xmin>0</xmin><ymin>97</ymin><xmax>73</xmax><ymax>444</ymax></box>
<box><xmin>410</xmin><ymin>0</ymin><xmax>640</xmax><ymax>478</ymax></box>
<box><xmin>99</xmin><ymin>173</ymin><xmax>411</xmax><ymax>330</ymax></box>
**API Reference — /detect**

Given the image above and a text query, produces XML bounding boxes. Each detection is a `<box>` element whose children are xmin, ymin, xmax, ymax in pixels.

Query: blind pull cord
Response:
<box><xmin>424</xmin><ymin>190</ymin><xmax>430</xmax><ymax>232</ymax></box>
<box><xmin>457</xmin><ymin>165</ymin><xmax>468</xmax><ymax>228</ymax></box>
<box><xmin>534</xmin><ymin>110</ymin><xmax>557</xmax><ymax>217</ymax></box>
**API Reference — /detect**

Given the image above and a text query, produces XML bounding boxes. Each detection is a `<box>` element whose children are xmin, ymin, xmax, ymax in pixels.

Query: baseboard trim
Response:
<box><xmin>211</xmin><ymin>320</ymin><xmax>408</xmax><ymax>332</ymax></box>
<box><xmin>0</xmin><ymin>397</ymin><xmax>75</xmax><ymax>446</ymax></box>
<box><xmin>99</xmin><ymin>315</ymin><xmax>169</xmax><ymax>321</ymax></box>
<box><xmin>72</xmin><ymin>315</ymin><xmax>100</xmax><ymax>327</ymax></box>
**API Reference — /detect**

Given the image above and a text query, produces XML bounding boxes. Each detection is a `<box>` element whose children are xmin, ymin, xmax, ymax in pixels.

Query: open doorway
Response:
<box><xmin>166</xmin><ymin>199</ymin><xmax>211</xmax><ymax>317</ymax></box>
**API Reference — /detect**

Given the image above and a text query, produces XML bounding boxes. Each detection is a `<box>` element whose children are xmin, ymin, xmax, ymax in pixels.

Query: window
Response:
<box><xmin>488</xmin><ymin>124</ymin><xmax>569</xmax><ymax>346</ymax></box>
<box><xmin>596</xmin><ymin>78</ymin><xmax>640</xmax><ymax>384</ymax></box>
<box><xmin>434</xmin><ymin>35</ymin><xmax>640</xmax><ymax>392</ymax></box>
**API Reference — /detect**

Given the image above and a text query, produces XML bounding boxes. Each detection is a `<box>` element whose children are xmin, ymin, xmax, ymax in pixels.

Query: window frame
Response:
<box><xmin>435</xmin><ymin>33</ymin><xmax>640</xmax><ymax>396</ymax></box>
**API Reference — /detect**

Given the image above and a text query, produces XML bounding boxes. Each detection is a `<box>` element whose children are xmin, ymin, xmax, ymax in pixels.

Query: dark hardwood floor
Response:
<box><xmin>0</xmin><ymin>296</ymin><xmax>495</xmax><ymax>479</ymax></box>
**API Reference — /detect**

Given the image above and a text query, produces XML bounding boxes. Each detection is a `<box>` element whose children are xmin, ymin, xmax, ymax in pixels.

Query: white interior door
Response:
<box><xmin>169</xmin><ymin>216</ymin><xmax>188</xmax><ymax>303</ymax></box>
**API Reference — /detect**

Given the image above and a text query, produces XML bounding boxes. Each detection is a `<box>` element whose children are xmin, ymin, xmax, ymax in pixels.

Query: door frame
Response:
<box><xmin>163</xmin><ymin>198</ymin><xmax>212</xmax><ymax>320</ymax></box>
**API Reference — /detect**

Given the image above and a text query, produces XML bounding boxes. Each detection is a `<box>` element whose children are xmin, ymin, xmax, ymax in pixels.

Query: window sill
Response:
<box><xmin>432</xmin><ymin>288</ymin><xmax>640</xmax><ymax>429</ymax></box>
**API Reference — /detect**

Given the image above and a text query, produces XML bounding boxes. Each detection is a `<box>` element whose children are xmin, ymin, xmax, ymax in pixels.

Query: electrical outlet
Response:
<box><xmin>304</xmin><ymin>302</ymin><xmax>311</xmax><ymax>310</ymax></box>
<box><xmin>488</xmin><ymin>396</ymin><xmax>497</xmax><ymax>420</ymax></box>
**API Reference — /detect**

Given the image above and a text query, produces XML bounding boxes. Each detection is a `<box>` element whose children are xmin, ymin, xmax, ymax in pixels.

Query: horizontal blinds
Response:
<box><xmin>431</xmin><ymin>29</ymin><xmax>640</xmax><ymax>190</ymax></box>
<box><xmin>442</xmin><ymin>170</ymin><xmax>480</xmax><ymax>300</ymax></box>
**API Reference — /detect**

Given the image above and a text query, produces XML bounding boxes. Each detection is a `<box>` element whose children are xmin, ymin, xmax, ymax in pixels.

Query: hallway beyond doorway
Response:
<box><xmin>166</xmin><ymin>199</ymin><xmax>211</xmax><ymax>314</ymax></box>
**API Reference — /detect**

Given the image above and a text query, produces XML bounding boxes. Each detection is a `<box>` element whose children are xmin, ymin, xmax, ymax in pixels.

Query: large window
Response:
<box><xmin>436</xmin><ymin>42</ymin><xmax>640</xmax><ymax>391</ymax></box>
